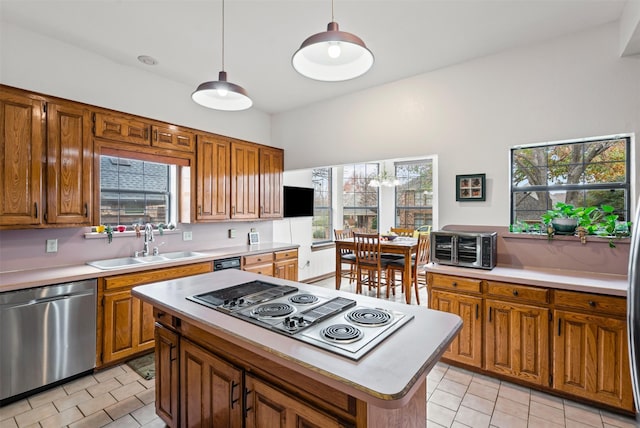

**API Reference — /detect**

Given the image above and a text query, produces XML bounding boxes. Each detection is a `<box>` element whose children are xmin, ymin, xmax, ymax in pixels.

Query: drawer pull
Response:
<box><xmin>452</xmin><ymin>282</ymin><xmax>457</xmax><ymax>287</ymax></box>
<box><xmin>588</xmin><ymin>300</ymin><xmax>596</xmax><ymax>307</ymax></box>
<box><xmin>513</xmin><ymin>290</ymin><xmax>519</xmax><ymax>296</ymax></box>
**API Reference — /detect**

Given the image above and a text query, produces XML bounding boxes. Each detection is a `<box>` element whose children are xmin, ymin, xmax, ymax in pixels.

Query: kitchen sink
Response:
<box><xmin>87</xmin><ymin>251</ymin><xmax>207</xmax><ymax>270</ymax></box>
<box><xmin>160</xmin><ymin>251</ymin><xmax>206</xmax><ymax>260</ymax></box>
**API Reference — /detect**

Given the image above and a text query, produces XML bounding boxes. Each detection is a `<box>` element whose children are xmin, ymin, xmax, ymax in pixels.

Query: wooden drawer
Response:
<box><xmin>429</xmin><ymin>274</ymin><xmax>482</xmax><ymax>293</ymax></box>
<box><xmin>554</xmin><ymin>290</ymin><xmax>626</xmax><ymax>317</ymax></box>
<box><xmin>244</xmin><ymin>253</ymin><xmax>274</xmax><ymax>266</ymax></box>
<box><xmin>94</xmin><ymin>112</ymin><xmax>150</xmax><ymax>146</ymax></box>
<box><xmin>103</xmin><ymin>262</ymin><xmax>212</xmax><ymax>290</ymax></box>
<box><xmin>244</xmin><ymin>263</ymin><xmax>274</xmax><ymax>276</ymax></box>
<box><xmin>275</xmin><ymin>249</ymin><xmax>298</xmax><ymax>261</ymax></box>
<box><xmin>486</xmin><ymin>281</ymin><xmax>549</xmax><ymax>304</ymax></box>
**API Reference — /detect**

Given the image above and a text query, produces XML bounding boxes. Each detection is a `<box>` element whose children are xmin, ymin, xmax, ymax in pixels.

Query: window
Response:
<box><xmin>100</xmin><ymin>155</ymin><xmax>177</xmax><ymax>225</ymax></box>
<box><xmin>343</xmin><ymin>163</ymin><xmax>379</xmax><ymax>231</ymax></box>
<box><xmin>395</xmin><ymin>159</ymin><xmax>434</xmax><ymax>229</ymax></box>
<box><xmin>312</xmin><ymin>168</ymin><xmax>332</xmax><ymax>243</ymax></box>
<box><xmin>511</xmin><ymin>136</ymin><xmax>630</xmax><ymax>223</ymax></box>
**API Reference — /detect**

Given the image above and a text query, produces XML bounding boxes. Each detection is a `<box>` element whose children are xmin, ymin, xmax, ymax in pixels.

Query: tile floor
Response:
<box><xmin>0</xmin><ymin>275</ymin><xmax>637</xmax><ymax>428</ymax></box>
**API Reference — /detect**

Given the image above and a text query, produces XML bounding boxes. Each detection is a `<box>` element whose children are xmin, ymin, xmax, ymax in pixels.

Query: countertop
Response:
<box><xmin>0</xmin><ymin>242</ymin><xmax>298</xmax><ymax>293</ymax></box>
<box><xmin>132</xmin><ymin>269</ymin><xmax>462</xmax><ymax>408</ymax></box>
<box><xmin>426</xmin><ymin>263</ymin><xmax>628</xmax><ymax>297</ymax></box>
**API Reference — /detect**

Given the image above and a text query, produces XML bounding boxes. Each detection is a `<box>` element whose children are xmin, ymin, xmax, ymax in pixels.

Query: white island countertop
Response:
<box><xmin>132</xmin><ymin>269</ymin><xmax>462</xmax><ymax>409</ymax></box>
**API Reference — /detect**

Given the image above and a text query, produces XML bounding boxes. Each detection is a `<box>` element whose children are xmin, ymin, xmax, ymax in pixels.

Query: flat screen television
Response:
<box><xmin>283</xmin><ymin>186</ymin><xmax>314</xmax><ymax>217</ymax></box>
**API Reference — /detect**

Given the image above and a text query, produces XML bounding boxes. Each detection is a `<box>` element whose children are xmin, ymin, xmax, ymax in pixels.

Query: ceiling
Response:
<box><xmin>0</xmin><ymin>1</ymin><xmax>632</xmax><ymax>114</ymax></box>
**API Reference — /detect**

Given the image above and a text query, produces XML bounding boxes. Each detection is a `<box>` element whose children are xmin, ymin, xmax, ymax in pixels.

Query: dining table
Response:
<box><xmin>335</xmin><ymin>236</ymin><xmax>419</xmax><ymax>304</ymax></box>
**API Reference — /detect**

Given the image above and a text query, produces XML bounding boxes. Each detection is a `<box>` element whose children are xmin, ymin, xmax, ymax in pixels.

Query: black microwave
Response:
<box><xmin>430</xmin><ymin>230</ymin><xmax>497</xmax><ymax>269</ymax></box>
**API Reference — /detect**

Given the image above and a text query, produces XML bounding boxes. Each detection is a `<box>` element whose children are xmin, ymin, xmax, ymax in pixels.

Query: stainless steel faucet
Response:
<box><xmin>143</xmin><ymin>223</ymin><xmax>154</xmax><ymax>256</ymax></box>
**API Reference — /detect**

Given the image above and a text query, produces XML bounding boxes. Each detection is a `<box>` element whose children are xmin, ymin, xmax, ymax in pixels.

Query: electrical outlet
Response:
<box><xmin>229</xmin><ymin>228</ymin><xmax>236</xmax><ymax>238</ymax></box>
<box><xmin>305</xmin><ymin>260</ymin><xmax>310</xmax><ymax>267</ymax></box>
<box><xmin>183</xmin><ymin>231</ymin><xmax>193</xmax><ymax>241</ymax></box>
<box><xmin>46</xmin><ymin>239</ymin><xmax>58</xmax><ymax>253</ymax></box>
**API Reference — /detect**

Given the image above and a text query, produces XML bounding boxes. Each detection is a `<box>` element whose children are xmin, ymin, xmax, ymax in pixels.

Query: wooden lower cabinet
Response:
<box><xmin>97</xmin><ymin>262</ymin><xmax>212</xmax><ymax>366</ymax></box>
<box><xmin>155</xmin><ymin>324</ymin><xmax>348</xmax><ymax>428</ymax></box>
<box><xmin>553</xmin><ymin>309</ymin><xmax>633</xmax><ymax>410</ymax></box>
<box><xmin>180</xmin><ymin>338</ymin><xmax>243</xmax><ymax>427</ymax></box>
<box><xmin>155</xmin><ymin>324</ymin><xmax>179</xmax><ymax>427</ymax></box>
<box><xmin>243</xmin><ymin>249</ymin><xmax>299</xmax><ymax>281</ymax></box>
<box><xmin>485</xmin><ymin>299</ymin><xmax>549</xmax><ymax>386</ymax></box>
<box><xmin>427</xmin><ymin>272</ymin><xmax>634</xmax><ymax>413</ymax></box>
<box><xmin>245</xmin><ymin>374</ymin><xmax>344</xmax><ymax>428</ymax></box>
<box><xmin>430</xmin><ymin>290</ymin><xmax>482</xmax><ymax>367</ymax></box>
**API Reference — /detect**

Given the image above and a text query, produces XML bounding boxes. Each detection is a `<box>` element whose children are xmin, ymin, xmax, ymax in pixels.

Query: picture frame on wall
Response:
<box><xmin>456</xmin><ymin>173</ymin><xmax>486</xmax><ymax>201</ymax></box>
<box><xmin>248</xmin><ymin>232</ymin><xmax>260</xmax><ymax>245</ymax></box>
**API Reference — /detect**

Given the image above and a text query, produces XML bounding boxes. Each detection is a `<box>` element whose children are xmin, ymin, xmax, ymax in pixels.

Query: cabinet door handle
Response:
<box><xmin>557</xmin><ymin>318</ymin><xmax>562</xmax><ymax>336</ymax></box>
<box><xmin>243</xmin><ymin>388</ymin><xmax>253</xmax><ymax>418</ymax></box>
<box><xmin>198</xmin><ymin>205</ymin><xmax>202</xmax><ymax>215</ymax></box>
<box><xmin>230</xmin><ymin>381</ymin><xmax>240</xmax><ymax>409</ymax></box>
<box><xmin>170</xmin><ymin>344</ymin><xmax>178</xmax><ymax>362</ymax></box>
<box><xmin>475</xmin><ymin>304</ymin><xmax>479</xmax><ymax>319</ymax></box>
<box><xmin>34</xmin><ymin>202</ymin><xmax>38</xmax><ymax>218</ymax></box>
<box><xmin>153</xmin><ymin>129</ymin><xmax>158</xmax><ymax>141</ymax></box>
<box><xmin>84</xmin><ymin>203</ymin><xmax>88</xmax><ymax>217</ymax></box>
<box><xmin>488</xmin><ymin>307</ymin><xmax>492</xmax><ymax>322</ymax></box>
<box><xmin>144</xmin><ymin>128</ymin><xmax>149</xmax><ymax>140</ymax></box>
<box><xmin>513</xmin><ymin>290</ymin><xmax>519</xmax><ymax>296</ymax></box>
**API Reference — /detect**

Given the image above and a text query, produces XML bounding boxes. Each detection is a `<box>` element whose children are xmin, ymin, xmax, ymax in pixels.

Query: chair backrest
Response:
<box><xmin>390</xmin><ymin>227</ymin><xmax>414</xmax><ymax>237</ymax></box>
<box><xmin>334</xmin><ymin>229</ymin><xmax>353</xmax><ymax>240</ymax></box>
<box><xmin>414</xmin><ymin>233</ymin><xmax>431</xmax><ymax>271</ymax></box>
<box><xmin>353</xmin><ymin>232</ymin><xmax>382</xmax><ymax>266</ymax></box>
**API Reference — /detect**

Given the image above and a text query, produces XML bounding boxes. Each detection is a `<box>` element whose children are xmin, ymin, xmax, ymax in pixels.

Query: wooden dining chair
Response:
<box><xmin>387</xmin><ymin>233</ymin><xmax>430</xmax><ymax>304</ymax></box>
<box><xmin>390</xmin><ymin>227</ymin><xmax>415</xmax><ymax>237</ymax></box>
<box><xmin>334</xmin><ymin>229</ymin><xmax>356</xmax><ymax>284</ymax></box>
<box><xmin>353</xmin><ymin>232</ymin><xmax>392</xmax><ymax>298</ymax></box>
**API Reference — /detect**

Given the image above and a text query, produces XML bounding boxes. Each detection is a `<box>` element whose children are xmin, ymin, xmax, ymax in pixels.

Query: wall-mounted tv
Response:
<box><xmin>283</xmin><ymin>186</ymin><xmax>314</xmax><ymax>218</ymax></box>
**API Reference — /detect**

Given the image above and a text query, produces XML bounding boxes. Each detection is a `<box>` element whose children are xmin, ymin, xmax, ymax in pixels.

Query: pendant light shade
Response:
<box><xmin>192</xmin><ymin>71</ymin><xmax>252</xmax><ymax>111</ymax></box>
<box><xmin>192</xmin><ymin>0</ymin><xmax>252</xmax><ymax>111</ymax></box>
<box><xmin>292</xmin><ymin>13</ymin><xmax>374</xmax><ymax>82</ymax></box>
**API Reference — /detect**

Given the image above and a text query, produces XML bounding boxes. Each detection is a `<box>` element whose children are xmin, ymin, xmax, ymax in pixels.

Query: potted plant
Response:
<box><xmin>541</xmin><ymin>202</ymin><xmax>581</xmax><ymax>234</ymax></box>
<box><xmin>593</xmin><ymin>204</ymin><xmax>632</xmax><ymax>247</ymax></box>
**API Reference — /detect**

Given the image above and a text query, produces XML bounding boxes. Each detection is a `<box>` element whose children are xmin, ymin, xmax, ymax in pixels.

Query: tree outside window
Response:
<box><xmin>511</xmin><ymin>136</ymin><xmax>630</xmax><ymax>224</ymax></box>
<box><xmin>312</xmin><ymin>168</ymin><xmax>332</xmax><ymax>243</ymax></box>
<box><xmin>395</xmin><ymin>160</ymin><xmax>434</xmax><ymax>229</ymax></box>
<box><xmin>343</xmin><ymin>164</ymin><xmax>379</xmax><ymax>231</ymax></box>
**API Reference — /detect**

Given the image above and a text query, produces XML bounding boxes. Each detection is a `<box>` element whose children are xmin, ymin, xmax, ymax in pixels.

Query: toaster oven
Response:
<box><xmin>430</xmin><ymin>230</ymin><xmax>497</xmax><ymax>269</ymax></box>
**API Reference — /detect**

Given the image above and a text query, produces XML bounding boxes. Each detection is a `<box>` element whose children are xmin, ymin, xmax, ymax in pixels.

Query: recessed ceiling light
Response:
<box><xmin>137</xmin><ymin>55</ymin><xmax>158</xmax><ymax>66</ymax></box>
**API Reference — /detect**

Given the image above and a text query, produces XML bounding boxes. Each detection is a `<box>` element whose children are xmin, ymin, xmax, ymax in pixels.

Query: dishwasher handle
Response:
<box><xmin>0</xmin><ymin>290</ymin><xmax>94</xmax><ymax>310</ymax></box>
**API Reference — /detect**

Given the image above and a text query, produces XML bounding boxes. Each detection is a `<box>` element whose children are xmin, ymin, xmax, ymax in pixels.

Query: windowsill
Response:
<box><xmin>504</xmin><ymin>232</ymin><xmax>630</xmax><ymax>244</ymax></box>
<box><xmin>311</xmin><ymin>242</ymin><xmax>335</xmax><ymax>252</ymax></box>
<box><xmin>84</xmin><ymin>229</ymin><xmax>181</xmax><ymax>240</ymax></box>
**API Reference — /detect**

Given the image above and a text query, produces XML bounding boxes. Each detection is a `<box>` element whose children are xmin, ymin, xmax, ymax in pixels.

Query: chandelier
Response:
<box><xmin>369</xmin><ymin>167</ymin><xmax>399</xmax><ymax>188</ymax></box>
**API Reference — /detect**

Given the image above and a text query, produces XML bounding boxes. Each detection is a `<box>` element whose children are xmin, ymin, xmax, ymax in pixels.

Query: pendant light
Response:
<box><xmin>292</xmin><ymin>0</ymin><xmax>374</xmax><ymax>82</ymax></box>
<box><xmin>192</xmin><ymin>0</ymin><xmax>252</xmax><ymax>111</ymax></box>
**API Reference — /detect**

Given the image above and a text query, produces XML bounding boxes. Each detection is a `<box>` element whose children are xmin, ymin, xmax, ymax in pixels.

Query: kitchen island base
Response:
<box><xmin>154</xmin><ymin>313</ymin><xmax>430</xmax><ymax>427</ymax></box>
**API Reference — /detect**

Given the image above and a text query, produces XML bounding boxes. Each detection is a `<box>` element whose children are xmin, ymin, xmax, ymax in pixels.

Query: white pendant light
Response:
<box><xmin>292</xmin><ymin>0</ymin><xmax>374</xmax><ymax>82</ymax></box>
<box><xmin>192</xmin><ymin>0</ymin><xmax>252</xmax><ymax>111</ymax></box>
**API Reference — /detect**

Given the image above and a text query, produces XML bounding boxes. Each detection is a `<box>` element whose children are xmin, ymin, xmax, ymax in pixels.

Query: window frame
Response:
<box><xmin>394</xmin><ymin>159</ymin><xmax>434</xmax><ymax>230</ymax></box>
<box><xmin>312</xmin><ymin>167</ymin><xmax>333</xmax><ymax>244</ymax></box>
<box><xmin>510</xmin><ymin>135</ymin><xmax>631</xmax><ymax>225</ymax></box>
<box><xmin>342</xmin><ymin>163</ymin><xmax>380</xmax><ymax>232</ymax></box>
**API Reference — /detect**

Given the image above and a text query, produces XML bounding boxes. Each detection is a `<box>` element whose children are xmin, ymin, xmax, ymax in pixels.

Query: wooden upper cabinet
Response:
<box><xmin>259</xmin><ymin>147</ymin><xmax>283</xmax><ymax>218</ymax></box>
<box><xmin>230</xmin><ymin>141</ymin><xmax>259</xmax><ymax>219</ymax></box>
<box><xmin>46</xmin><ymin>101</ymin><xmax>92</xmax><ymax>225</ymax></box>
<box><xmin>93</xmin><ymin>112</ymin><xmax>150</xmax><ymax>146</ymax></box>
<box><xmin>196</xmin><ymin>134</ymin><xmax>230</xmax><ymax>220</ymax></box>
<box><xmin>0</xmin><ymin>91</ymin><xmax>44</xmax><ymax>226</ymax></box>
<box><xmin>152</xmin><ymin>125</ymin><xmax>195</xmax><ymax>153</ymax></box>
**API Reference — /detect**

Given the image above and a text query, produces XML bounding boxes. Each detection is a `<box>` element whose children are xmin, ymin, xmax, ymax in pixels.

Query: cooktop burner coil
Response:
<box><xmin>321</xmin><ymin>324</ymin><xmax>363</xmax><ymax>343</ymax></box>
<box><xmin>346</xmin><ymin>308</ymin><xmax>392</xmax><ymax>327</ymax></box>
<box><xmin>288</xmin><ymin>294</ymin><xmax>319</xmax><ymax>305</ymax></box>
<box><xmin>252</xmin><ymin>303</ymin><xmax>295</xmax><ymax>318</ymax></box>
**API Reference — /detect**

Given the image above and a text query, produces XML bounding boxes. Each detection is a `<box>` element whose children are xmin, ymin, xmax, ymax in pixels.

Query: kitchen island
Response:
<box><xmin>132</xmin><ymin>269</ymin><xmax>462</xmax><ymax>427</ymax></box>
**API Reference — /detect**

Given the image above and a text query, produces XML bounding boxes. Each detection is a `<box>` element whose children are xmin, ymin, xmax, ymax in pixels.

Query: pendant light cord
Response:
<box><xmin>221</xmin><ymin>0</ymin><xmax>225</xmax><ymax>71</ymax></box>
<box><xmin>331</xmin><ymin>0</ymin><xmax>334</xmax><ymax>21</ymax></box>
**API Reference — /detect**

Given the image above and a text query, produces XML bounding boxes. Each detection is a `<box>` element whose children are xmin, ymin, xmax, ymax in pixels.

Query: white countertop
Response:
<box><xmin>426</xmin><ymin>263</ymin><xmax>628</xmax><ymax>297</ymax></box>
<box><xmin>0</xmin><ymin>243</ymin><xmax>298</xmax><ymax>293</ymax></box>
<box><xmin>131</xmin><ymin>269</ymin><xmax>462</xmax><ymax>408</ymax></box>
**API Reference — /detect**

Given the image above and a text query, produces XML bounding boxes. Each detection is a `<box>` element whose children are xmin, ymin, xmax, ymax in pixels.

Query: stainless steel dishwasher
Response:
<box><xmin>0</xmin><ymin>279</ymin><xmax>97</xmax><ymax>403</ymax></box>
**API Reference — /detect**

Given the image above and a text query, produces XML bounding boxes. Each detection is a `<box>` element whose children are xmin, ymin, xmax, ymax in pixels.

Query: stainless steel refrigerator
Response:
<box><xmin>627</xmin><ymin>204</ymin><xmax>640</xmax><ymax>421</ymax></box>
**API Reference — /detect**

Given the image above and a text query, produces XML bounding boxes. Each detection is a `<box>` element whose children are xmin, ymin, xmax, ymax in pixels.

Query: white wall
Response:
<box><xmin>273</xmin><ymin>23</ymin><xmax>640</xmax><ymax>227</ymax></box>
<box><xmin>1</xmin><ymin>22</ymin><xmax>272</xmax><ymax>146</ymax></box>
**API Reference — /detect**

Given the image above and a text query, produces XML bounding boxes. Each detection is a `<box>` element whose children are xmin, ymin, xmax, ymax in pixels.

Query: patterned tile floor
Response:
<box><xmin>0</xmin><ymin>276</ymin><xmax>637</xmax><ymax>427</ymax></box>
